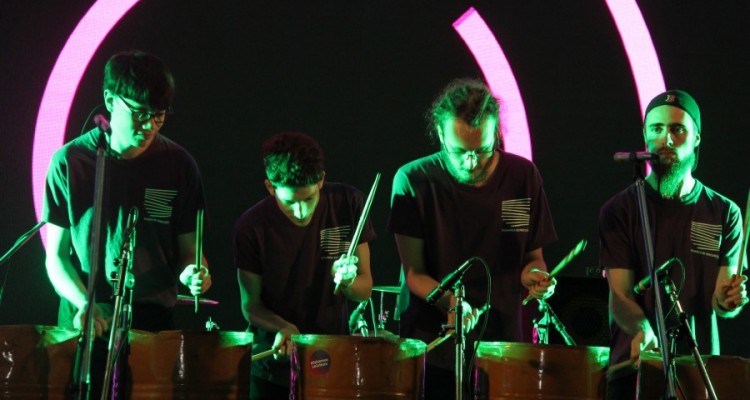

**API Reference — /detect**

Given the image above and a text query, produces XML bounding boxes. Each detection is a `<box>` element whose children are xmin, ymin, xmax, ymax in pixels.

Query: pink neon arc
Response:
<box><xmin>605</xmin><ymin>0</ymin><xmax>665</xmax><ymax>174</ymax></box>
<box><xmin>453</xmin><ymin>8</ymin><xmax>532</xmax><ymax>161</ymax></box>
<box><xmin>32</xmin><ymin>0</ymin><xmax>140</xmax><ymax>244</ymax></box>
<box><xmin>605</xmin><ymin>0</ymin><xmax>666</xmax><ymax>115</ymax></box>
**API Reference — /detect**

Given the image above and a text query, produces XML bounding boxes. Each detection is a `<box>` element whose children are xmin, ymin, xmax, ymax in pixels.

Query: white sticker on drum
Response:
<box><xmin>309</xmin><ymin>350</ymin><xmax>331</xmax><ymax>375</ymax></box>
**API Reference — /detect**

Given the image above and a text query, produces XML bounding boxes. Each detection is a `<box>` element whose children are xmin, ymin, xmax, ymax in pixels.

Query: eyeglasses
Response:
<box><xmin>115</xmin><ymin>96</ymin><xmax>169</xmax><ymax>124</ymax></box>
<box><xmin>443</xmin><ymin>142</ymin><xmax>496</xmax><ymax>162</ymax></box>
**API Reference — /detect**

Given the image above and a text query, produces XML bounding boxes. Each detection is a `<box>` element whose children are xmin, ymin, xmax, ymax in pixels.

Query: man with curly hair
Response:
<box><xmin>234</xmin><ymin>131</ymin><xmax>374</xmax><ymax>399</ymax></box>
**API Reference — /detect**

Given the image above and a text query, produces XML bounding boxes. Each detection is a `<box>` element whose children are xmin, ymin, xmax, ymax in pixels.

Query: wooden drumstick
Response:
<box><xmin>737</xmin><ymin>189</ymin><xmax>749</xmax><ymax>276</ymax></box>
<box><xmin>251</xmin><ymin>348</ymin><xmax>277</xmax><ymax>362</ymax></box>
<box><xmin>522</xmin><ymin>239</ymin><xmax>587</xmax><ymax>305</ymax></box>
<box><xmin>194</xmin><ymin>209</ymin><xmax>204</xmax><ymax>314</ymax></box>
<box><xmin>334</xmin><ymin>173</ymin><xmax>381</xmax><ymax>294</ymax></box>
<box><xmin>426</xmin><ymin>304</ymin><xmax>490</xmax><ymax>353</ymax></box>
<box><xmin>607</xmin><ymin>356</ymin><xmax>640</xmax><ymax>375</ymax></box>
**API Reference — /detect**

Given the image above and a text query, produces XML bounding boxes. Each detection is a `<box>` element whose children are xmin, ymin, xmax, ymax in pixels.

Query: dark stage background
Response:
<box><xmin>1</xmin><ymin>2</ymin><xmax>748</xmax><ymax>356</ymax></box>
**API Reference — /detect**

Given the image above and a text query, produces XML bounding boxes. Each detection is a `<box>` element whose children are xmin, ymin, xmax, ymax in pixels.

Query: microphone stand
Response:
<box><xmin>0</xmin><ymin>221</ymin><xmax>46</xmax><ymax>307</ymax></box>
<box><xmin>100</xmin><ymin>210</ymin><xmax>137</xmax><ymax>400</ymax></box>
<box><xmin>453</xmin><ymin>282</ymin><xmax>466</xmax><ymax>400</ymax></box>
<box><xmin>631</xmin><ymin>161</ymin><xmax>677</xmax><ymax>400</ymax></box>
<box><xmin>74</xmin><ymin>127</ymin><xmax>109</xmax><ymax>400</ymax></box>
<box><xmin>662</xmin><ymin>278</ymin><xmax>718</xmax><ymax>400</ymax></box>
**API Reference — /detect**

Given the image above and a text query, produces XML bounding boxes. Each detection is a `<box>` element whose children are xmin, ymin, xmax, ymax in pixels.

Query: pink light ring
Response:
<box><xmin>605</xmin><ymin>0</ymin><xmax>665</xmax><ymax>175</ymax></box>
<box><xmin>605</xmin><ymin>0</ymin><xmax>665</xmax><ymax>115</ymax></box>
<box><xmin>453</xmin><ymin>7</ymin><xmax>533</xmax><ymax>161</ymax></box>
<box><xmin>32</xmin><ymin>0</ymin><xmax>140</xmax><ymax>245</ymax></box>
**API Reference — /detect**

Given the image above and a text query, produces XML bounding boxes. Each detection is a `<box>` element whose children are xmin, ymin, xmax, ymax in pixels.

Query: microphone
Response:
<box><xmin>634</xmin><ymin>257</ymin><xmax>678</xmax><ymax>296</ymax></box>
<box><xmin>613</xmin><ymin>151</ymin><xmax>658</xmax><ymax>163</ymax></box>
<box><xmin>93</xmin><ymin>114</ymin><xmax>111</xmax><ymax>134</ymax></box>
<box><xmin>348</xmin><ymin>300</ymin><xmax>369</xmax><ymax>335</ymax></box>
<box><xmin>426</xmin><ymin>257</ymin><xmax>476</xmax><ymax>306</ymax></box>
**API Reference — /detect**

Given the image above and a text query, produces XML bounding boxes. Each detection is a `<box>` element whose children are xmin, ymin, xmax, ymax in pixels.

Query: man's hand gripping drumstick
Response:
<box><xmin>333</xmin><ymin>173</ymin><xmax>380</xmax><ymax>294</ymax></box>
<box><xmin>522</xmin><ymin>239</ymin><xmax>587</xmax><ymax>306</ymax></box>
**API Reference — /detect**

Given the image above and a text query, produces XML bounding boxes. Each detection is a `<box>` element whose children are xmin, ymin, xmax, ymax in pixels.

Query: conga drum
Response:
<box><xmin>637</xmin><ymin>352</ymin><xmax>750</xmax><ymax>399</ymax></box>
<box><xmin>290</xmin><ymin>334</ymin><xmax>426</xmax><ymax>399</ymax></box>
<box><xmin>124</xmin><ymin>330</ymin><xmax>253</xmax><ymax>399</ymax></box>
<box><xmin>0</xmin><ymin>325</ymin><xmax>79</xmax><ymax>399</ymax></box>
<box><xmin>473</xmin><ymin>342</ymin><xmax>609</xmax><ymax>399</ymax></box>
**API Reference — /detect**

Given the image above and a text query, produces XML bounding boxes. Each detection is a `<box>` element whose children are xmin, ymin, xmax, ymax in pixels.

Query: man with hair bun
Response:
<box><xmin>388</xmin><ymin>78</ymin><xmax>558</xmax><ymax>397</ymax></box>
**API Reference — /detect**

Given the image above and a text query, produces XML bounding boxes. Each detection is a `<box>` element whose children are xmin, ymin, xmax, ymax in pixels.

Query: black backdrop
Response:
<box><xmin>1</xmin><ymin>1</ymin><xmax>748</xmax><ymax>355</ymax></box>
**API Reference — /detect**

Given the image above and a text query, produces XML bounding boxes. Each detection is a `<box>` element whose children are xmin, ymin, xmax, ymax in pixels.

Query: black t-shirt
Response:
<box><xmin>233</xmin><ymin>182</ymin><xmax>376</xmax><ymax>385</ymax></box>
<box><xmin>44</xmin><ymin>130</ymin><xmax>206</xmax><ymax>313</ymax></box>
<box><xmin>387</xmin><ymin>150</ymin><xmax>557</xmax><ymax>369</ymax></box>
<box><xmin>599</xmin><ymin>180</ymin><xmax>744</xmax><ymax>369</ymax></box>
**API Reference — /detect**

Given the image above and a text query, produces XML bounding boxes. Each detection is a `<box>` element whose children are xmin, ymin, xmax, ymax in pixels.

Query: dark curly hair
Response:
<box><xmin>262</xmin><ymin>132</ymin><xmax>326</xmax><ymax>187</ymax></box>
<box><xmin>426</xmin><ymin>78</ymin><xmax>501</xmax><ymax>144</ymax></box>
<box><xmin>103</xmin><ymin>50</ymin><xmax>175</xmax><ymax>111</ymax></box>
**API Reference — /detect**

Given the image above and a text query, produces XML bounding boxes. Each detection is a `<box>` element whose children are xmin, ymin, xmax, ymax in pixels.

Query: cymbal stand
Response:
<box><xmin>663</xmin><ymin>278</ymin><xmax>717</xmax><ymax>400</ymax></box>
<box><xmin>376</xmin><ymin>290</ymin><xmax>390</xmax><ymax>331</ymax></box>
<box><xmin>532</xmin><ymin>299</ymin><xmax>576</xmax><ymax>346</ymax></box>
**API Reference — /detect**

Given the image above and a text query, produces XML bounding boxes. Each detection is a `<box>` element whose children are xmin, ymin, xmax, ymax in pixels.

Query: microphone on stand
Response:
<box><xmin>93</xmin><ymin>114</ymin><xmax>111</xmax><ymax>134</ymax></box>
<box><xmin>93</xmin><ymin>114</ymin><xmax>111</xmax><ymax>150</ymax></box>
<box><xmin>613</xmin><ymin>151</ymin><xmax>658</xmax><ymax>163</ymax></box>
<box><xmin>348</xmin><ymin>300</ymin><xmax>369</xmax><ymax>336</ymax></box>
<box><xmin>425</xmin><ymin>257</ymin><xmax>476</xmax><ymax>306</ymax></box>
<box><xmin>634</xmin><ymin>257</ymin><xmax>679</xmax><ymax>296</ymax></box>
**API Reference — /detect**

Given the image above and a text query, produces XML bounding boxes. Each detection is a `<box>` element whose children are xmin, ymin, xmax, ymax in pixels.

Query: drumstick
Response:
<box><xmin>522</xmin><ymin>239</ymin><xmax>587</xmax><ymax>305</ymax></box>
<box><xmin>194</xmin><ymin>209</ymin><xmax>204</xmax><ymax>314</ymax></box>
<box><xmin>426</xmin><ymin>304</ymin><xmax>490</xmax><ymax>353</ymax></box>
<box><xmin>251</xmin><ymin>348</ymin><xmax>276</xmax><ymax>362</ymax></box>
<box><xmin>737</xmin><ymin>189</ymin><xmax>749</xmax><ymax>275</ymax></box>
<box><xmin>334</xmin><ymin>173</ymin><xmax>381</xmax><ymax>294</ymax></box>
<box><xmin>607</xmin><ymin>356</ymin><xmax>639</xmax><ymax>375</ymax></box>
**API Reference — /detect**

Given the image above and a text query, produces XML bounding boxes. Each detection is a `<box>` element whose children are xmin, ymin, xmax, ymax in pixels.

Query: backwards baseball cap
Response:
<box><xmin>644</xmin><ymin>89</ymin><xmax>701</xmax><ymax>131</ymax></box>
<box><xmin>644</xmin><ymin>89</ymin><xmax>701</xmax><ymax>171</ymax></box>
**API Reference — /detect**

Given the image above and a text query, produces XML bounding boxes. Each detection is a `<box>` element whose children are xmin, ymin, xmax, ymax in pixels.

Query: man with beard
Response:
<box><xmin>599</xmin><ymin>89</ymin><xmax>748</xmax><ymax>399</ymax></box>
<box><xmin>387</xmin><ymin>78</ymin><xmax>558</xmax><ymax>397</ymax></box>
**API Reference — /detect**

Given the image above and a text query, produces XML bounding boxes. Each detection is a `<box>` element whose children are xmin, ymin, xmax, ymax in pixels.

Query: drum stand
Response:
<box><xmin>100</xmin><ymin>210</ymin><xmax>138</xmax><ymax>400</ymax></box>
<box><xmin>663</xmin><ymin>279</ymin><xmax>718</xmax><ymax>400</ymax></box>
<box><xmin>533</xmin><ymin>299</ymin><xmax>576</xmax><ymax>346</ymax></box>
<box><xmin>630</xmin><ymin>161</ymin><xmax>678</xmax><ymax>400</ymax></box>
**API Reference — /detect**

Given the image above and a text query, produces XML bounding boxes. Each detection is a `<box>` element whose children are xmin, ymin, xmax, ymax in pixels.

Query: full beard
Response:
<box><xmin>444</xmin><ymin>155</ymin><xmax>490</xmax><ymax>185</ymax></box>
<box><xmin>650</xmin><ymin>152</ymin><xmax>695</xmax><ymax>198</ymax></box>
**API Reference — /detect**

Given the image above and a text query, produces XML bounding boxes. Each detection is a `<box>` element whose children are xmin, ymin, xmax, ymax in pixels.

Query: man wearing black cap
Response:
<box><xmin>598</xmin><ymin>89</ymin><xmax>748</xmax><ymax>399</ymax></box>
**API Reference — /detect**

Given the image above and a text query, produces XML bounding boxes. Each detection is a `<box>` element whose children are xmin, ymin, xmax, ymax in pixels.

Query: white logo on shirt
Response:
<box><xmin>690</xmin><ymin>221</ymin><xmax>721</xmax><ymax>259</ymax></box>
<box><xmin>143</xmin><ymin>188</ymin><xmax>177</xmax><ymax>224</ymax></box>
<box><xmin>320</xmin><ymin>225</ymin><xmax>352</xmax><ymax>259</ymax></box>
<box><xmin>502</xmin><ymin>198</ymin><xmax>530</xmax><ymax>232</ymax></box>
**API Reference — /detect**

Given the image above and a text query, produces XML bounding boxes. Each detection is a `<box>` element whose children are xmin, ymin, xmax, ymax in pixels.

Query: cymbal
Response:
<box><xmin>372</xmin><ymin>285</ymin><xmax>400</xmax><ymax>294</ymax></box>
<box><xmin>176</xmin><ymin>295</ymin><xmax>219</xmax><ymax>305</ymax></box>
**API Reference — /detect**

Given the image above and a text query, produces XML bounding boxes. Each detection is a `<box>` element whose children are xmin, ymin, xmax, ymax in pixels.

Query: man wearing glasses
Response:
<box><xmin>387</xmin><ymin>78</ymin><xmax>558</xmax><ymax>397</ymax></box>
<box><xmin>43</xmin><ymin>50</ymin><xmax>210</xmax><ymax>394</ymax></box>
